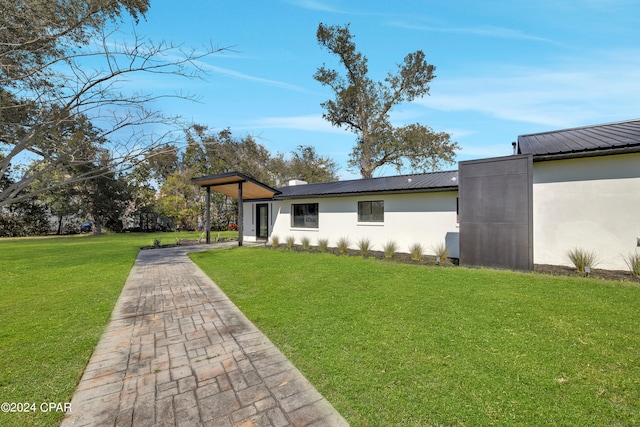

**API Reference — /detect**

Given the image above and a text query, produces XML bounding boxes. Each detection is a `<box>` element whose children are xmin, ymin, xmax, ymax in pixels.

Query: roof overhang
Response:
<box><xmin>530</xmin><ymin>145</ymin><xmax>640</xmax><ymax>162</ymax></box>
<box><xmin>191</xmin><ymin>172</ymin><xmax>279</xmax><ymax>200</ymax></box>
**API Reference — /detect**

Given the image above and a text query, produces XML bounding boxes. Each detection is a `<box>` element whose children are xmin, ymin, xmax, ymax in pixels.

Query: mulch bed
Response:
<box><xmin>533</xmin><ymin>263</ymin><xmax>640</xmax><ymax>283</ymax></box>
<box><xmin>269</xmin><ymin>244</ymin><xmax>640</xmax><ymax>283</ymax></box>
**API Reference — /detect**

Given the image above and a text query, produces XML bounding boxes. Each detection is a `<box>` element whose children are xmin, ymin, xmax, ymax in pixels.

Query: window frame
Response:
<box><xmin>357</xmin><ymin>200</ymin><xmax>385</xmax><ymax>223</ymax></box>
<box><xmin>291</xmin><ymin>203</ymin><xmax>319</xmax><ymax>228</ymax></box>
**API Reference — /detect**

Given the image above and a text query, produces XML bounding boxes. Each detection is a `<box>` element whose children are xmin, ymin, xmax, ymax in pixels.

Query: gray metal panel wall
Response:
<box><xmin>459</xmin><ymin>155</ymin><xmax>533</xmax><ymax>270</ymax></box>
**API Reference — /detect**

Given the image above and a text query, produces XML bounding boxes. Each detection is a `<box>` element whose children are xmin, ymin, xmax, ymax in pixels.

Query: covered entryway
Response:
<box><xmin>191</xmin><ymin>172</ymin><xmax>279</xmax><ymax>245</ymax></box>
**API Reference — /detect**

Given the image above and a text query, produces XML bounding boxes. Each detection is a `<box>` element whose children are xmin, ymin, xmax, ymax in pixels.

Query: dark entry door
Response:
<box><xmin>256</xmin><ymin>204</ymin><xmax>269</xmax><ymax>239</ymax></box>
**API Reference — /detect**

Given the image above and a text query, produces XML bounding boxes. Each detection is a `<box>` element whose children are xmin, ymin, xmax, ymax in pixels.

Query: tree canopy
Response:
<box><xmin>0</xmin><ymin>0</ymin><xmax>219</xmax><ymax>207</ymax></box>
<box><xmin>314</xmin><ymin>23</ymin><xmax>459</xmax><ymax>178</ymax></box>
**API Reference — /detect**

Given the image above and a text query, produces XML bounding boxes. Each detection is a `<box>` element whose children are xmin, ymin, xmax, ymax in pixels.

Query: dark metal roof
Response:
<box><xmin>274</xmin><ymin>170</ymin><xmax>459</xmax><ymax>200</ymax></box>
<box><xmin>518</xmin><ymin>118</ymin><xmax>640</xmax><ymax>161</ymax></box>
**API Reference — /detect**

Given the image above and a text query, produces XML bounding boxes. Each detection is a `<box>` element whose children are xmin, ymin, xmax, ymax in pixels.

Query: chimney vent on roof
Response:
<box><xmin>288</xmin><ymin>179</ymin><xmax>308</xmax><ymax>186</ymax></box>
<box><xmin>512</xmin><ymin>141</ymin><xmax>517</xmax><ymax>155</ymax></box>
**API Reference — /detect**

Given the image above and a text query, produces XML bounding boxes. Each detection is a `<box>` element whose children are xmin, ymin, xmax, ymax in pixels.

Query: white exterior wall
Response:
<box><xmin>241</xmin><ymin>202</ymin><xmax>273</xmax><ymax>243</ymax></box>
<box><xmin>533</xmin><ymin>153</ymin><xmax>640</xmax><ymax>270</ymax></box>
<box><xmin>244</xmin><ymin>191</ymin><xmax>460</xmax><ymax>257</ymax></box>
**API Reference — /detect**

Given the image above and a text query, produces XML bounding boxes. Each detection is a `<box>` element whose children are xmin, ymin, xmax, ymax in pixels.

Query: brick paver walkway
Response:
<box><xmin>61</xmin><ymin>243</ymin><xmax>348</xmax><ymax>427</ymax></box>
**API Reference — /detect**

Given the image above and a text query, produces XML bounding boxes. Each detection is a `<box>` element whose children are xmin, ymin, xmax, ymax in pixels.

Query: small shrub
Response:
<box><xmin>623</xmin><ymin>251</ymin><xmax>640</xmax><ymax>277</ymax></box>
<box><xmin>383</xmin><ymin>241</ymin><xmax>397</xmax><ymax>259</ymax></box>
<box><xmin>409</xmin><ymin>242</ymin><xmax>423</xmax><ymax>261</ymax></box>
<box><xmin>432</xmin><ymin>241</ymin><xmax>449</xmax><ymax>264</ymax></box>
<box><xmin>317</xmin><ymin>238</ymin><xmax>329</xmax><ymax>252</ymax></box>
<box><xmin>285</xmin><ymin>236</ymin><xmax>296</xmax><ymax>250</ymax></box>
<box><xmin>152</xmin><ymin>238</ymin><xmax>161</xmax><ymax>248</ymax></box>
<box><xmin>567</xmin><ymin>247</ymin><xmax>598</xmax><ymax>273</ymax></box>
<box><xmin>175</xmin><ymin>238</ymin><xmax>182</xmax><ymax>246</ymax></box>
<box><xmin>336</xmin><ymin>237</ymin><xmax>350</xmax><ymax>254</ymax></box>
<box><xmin>301</xmin><ymin>236</ymin><xmax>311</xmax><ymax>250</ymax></box>
<box><xmin>357</xmin><ymin>237</ymin><xmax>372</xmax><ymax>257</ymax></box>
<box><xmin>270</xmin><ymin>235</ymin><xmax>280</xmax><ymax>248</ymax></box>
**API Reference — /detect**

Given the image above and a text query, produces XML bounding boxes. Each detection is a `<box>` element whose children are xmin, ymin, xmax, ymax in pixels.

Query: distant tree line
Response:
<box><xmin>0</xmin><ymin>124</ymin><xmax>338</xmax><ymax>237</ymax></box>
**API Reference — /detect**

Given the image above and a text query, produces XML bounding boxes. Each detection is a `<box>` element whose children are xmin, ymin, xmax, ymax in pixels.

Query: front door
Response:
<box><xmin>256</xmin><ymin>204</ymin><xmax>269</xmax><ymax>239</ymax></box>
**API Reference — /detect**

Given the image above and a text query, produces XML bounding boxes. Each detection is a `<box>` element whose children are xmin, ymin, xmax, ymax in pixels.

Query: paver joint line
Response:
<box><xmin>60</xmin><ymin>243</ymin><xmax>348</xmax><ymax>427</ymax></box>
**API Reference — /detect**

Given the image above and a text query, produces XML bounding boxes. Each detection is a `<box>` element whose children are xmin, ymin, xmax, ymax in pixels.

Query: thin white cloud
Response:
<box><xmin>200</xmin><ymin>64</ymin><xmax>310</xmax><ymax>93</ymax></box>
<box><xmin>243</xmin><ymin>114</ymin><xmax>347</xmax><ymax>134</ymax></box>
<box><xmin>390</xmin><ymin>21</ymin><xmax>556</xmax><ymax>44</ymax></box>
<box><xmin>417</xmin><ymin>51</ymin><xmax>640</xmax><ymax>128</ymax></box>
<box><xmin>283</xmin><ymin>0</ymin><xmax>345</xmax><ymax>13</ymax></box>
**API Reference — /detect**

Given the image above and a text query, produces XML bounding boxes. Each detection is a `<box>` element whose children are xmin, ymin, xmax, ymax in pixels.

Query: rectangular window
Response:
<box><xmin>358</xmin><ymin>200</ymin><xmax>384</xmax><ymax>222</ymax></box>
<box><xmin>291</xmin><ymin>203</ymin><xmax>319</xmax><ymax>228</ymax></box>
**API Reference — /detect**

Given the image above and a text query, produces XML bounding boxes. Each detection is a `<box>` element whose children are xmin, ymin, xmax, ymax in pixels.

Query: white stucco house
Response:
<box><xmin>193</xmin><ymin>119</ymin><xmax>640</xmax><ymax>272</ymax></box>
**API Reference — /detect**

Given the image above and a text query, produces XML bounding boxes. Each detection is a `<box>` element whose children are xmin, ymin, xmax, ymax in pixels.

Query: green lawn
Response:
<box><xmin>0</xmin><ymin>232</ymin><xmax>209</xmax><ymax>427</ymax></box>
<box><xmin>191</xmin><ymin>247</ymin><xmax>640</xmax><ymax>426</ymax></box>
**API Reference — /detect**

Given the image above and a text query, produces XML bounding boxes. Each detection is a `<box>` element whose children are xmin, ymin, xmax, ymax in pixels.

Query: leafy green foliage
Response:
<box><xmin>192</xmin><ymin>248</ymin><xmax>640</xmax><ymax>426</ymax></box>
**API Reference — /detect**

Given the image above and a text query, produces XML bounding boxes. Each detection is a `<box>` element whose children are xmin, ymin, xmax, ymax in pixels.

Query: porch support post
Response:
<box><xmin>237</xmin><ymin>182</ymin><xmax>244</xmax><ymax>246</ymax></box>
<box><xmin>205</xmin><ymin>186</ymin><xmax>211</xmax><ymax>244</ymax></box>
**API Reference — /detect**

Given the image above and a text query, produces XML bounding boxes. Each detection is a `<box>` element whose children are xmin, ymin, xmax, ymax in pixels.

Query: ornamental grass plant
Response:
<box><xmin>336</xmin><ymin>236</ymin><xmax>350</xmax><ymax>254</ymax></box>
<box><xmin>317</xmin><ymin>238</ymin><xmax>329</xmax><ymax>252</ymax></box>
<box><xmin>567</xmin><ymin>247</ymin><xmax>598</xmax><ymax>273</ymax></box>
<box><xmin>383</xmin><ymin>240</ymin><xmax>398</xmax><ymax>259</ymax></box>
<box><xmin>623</xmin><ymin>251</ymin><xmax>640</xmax><ymax>277</ymax></box>
<box><xmin>357</xmin><ymin>237</ymin><xmax>372</xmax><ymax>257</ymax></box>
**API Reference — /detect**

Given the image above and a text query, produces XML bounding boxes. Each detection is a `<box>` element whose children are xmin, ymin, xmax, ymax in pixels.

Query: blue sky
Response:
<box><xmin>114</xmin><ymin>0</ymin><xmax>640</xmax><ymax>179</ymax></box>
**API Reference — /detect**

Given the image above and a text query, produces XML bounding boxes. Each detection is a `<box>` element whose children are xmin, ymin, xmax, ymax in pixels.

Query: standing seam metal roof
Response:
<box><xmin>518</xmin><ymin>118</ymin><xmax>640</xmax><ymax>159</ymax></box>
<box><xmin>274</xmin><ymin>170</ymin><xmax>459</xmax><ymax>199</ymax></box>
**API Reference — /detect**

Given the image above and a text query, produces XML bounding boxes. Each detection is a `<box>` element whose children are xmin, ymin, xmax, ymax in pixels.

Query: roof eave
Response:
<box><xmin>532</xmin><ymin>145</ymin><xmax>640</xmax><ymax>162</ymax></box>
<box><xmin>273</xmin><ymin>186</ymin><xmax>459</xmax><ymax>200</ymax></box>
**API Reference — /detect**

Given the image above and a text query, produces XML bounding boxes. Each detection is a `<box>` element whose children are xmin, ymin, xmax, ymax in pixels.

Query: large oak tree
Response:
<box><xmin>314</xmin><ymin>23</ymin><xmax>459</xmax><ymax>178</ymax></box>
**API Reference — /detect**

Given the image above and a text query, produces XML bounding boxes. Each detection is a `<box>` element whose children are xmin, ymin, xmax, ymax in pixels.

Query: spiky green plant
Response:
<box><xmin>567</xmin><ymin>247</ymin><xmax>598</xmax><ymax>274</ymax></box>
<box><xmin>336</xmin><ymin>237</ymin><xmax>350</xmax><ymax>255</ymax></box>
<box><xmin>286</xmin><ymin>236</ymin><xmax>296</xmax><ymax>250</ymax></box>
<box><xmin>270</xmin><ymin>235</ymin><xmax>280</xmax><ymax>248</ymax></box>
<box><xmin>383</xmin><ymin>241</ymin><xmax>398</xmax><ymax>259</ymax></box>
<box><xmin>357</xmin><ymin>237</ymin><xmax>372</xmax><ymax>257</ymax></box>
<box><xmin>623</xmin><ymin>251</ymin><xmax>640</xmax><ymax>277</ymax></box>
<box><xmin>432</xmin><ymin>241</ymin><xmax>449</xmax><ymax>264</ymax></box>
<box><xmin>301</xmin><ymin>236</ymin><xmax>311</xmax><ymax>251</ymax></box>
<box><xmin>409</xmin><ymin>242</ymin><xmax>423</xmax><ymax>261</ymax></box>
<box><xmin>317</xmin><ymin>238</ymin><xmax>329</xmax><ymax>252</ymax></box>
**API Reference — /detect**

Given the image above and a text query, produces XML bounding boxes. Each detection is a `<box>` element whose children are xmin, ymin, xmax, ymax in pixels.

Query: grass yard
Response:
<box><xmin>191</xmin><ymin>247</ymin><xmax>640</xmax><ymax>426</ymax></box>
<box><xmin>0</xmin><ymin>232</ymin><xmax>213</xmax><ymax>427</ymax></box>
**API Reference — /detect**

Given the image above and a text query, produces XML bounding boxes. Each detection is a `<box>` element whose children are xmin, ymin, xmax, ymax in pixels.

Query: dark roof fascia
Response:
<box><xmin>191</xmin><ymin>171</ymin><xmax>280</xmax><ymax>193</ymax></box>
<box><xmin>272</xmin><ymin>185</ymin><xmax>459</xmax><ymax>200</ymax></box>
<box><xmin>531</xmin><ymin>145</ymin><xmax>640</xmax><ymax>162</ymax></box>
